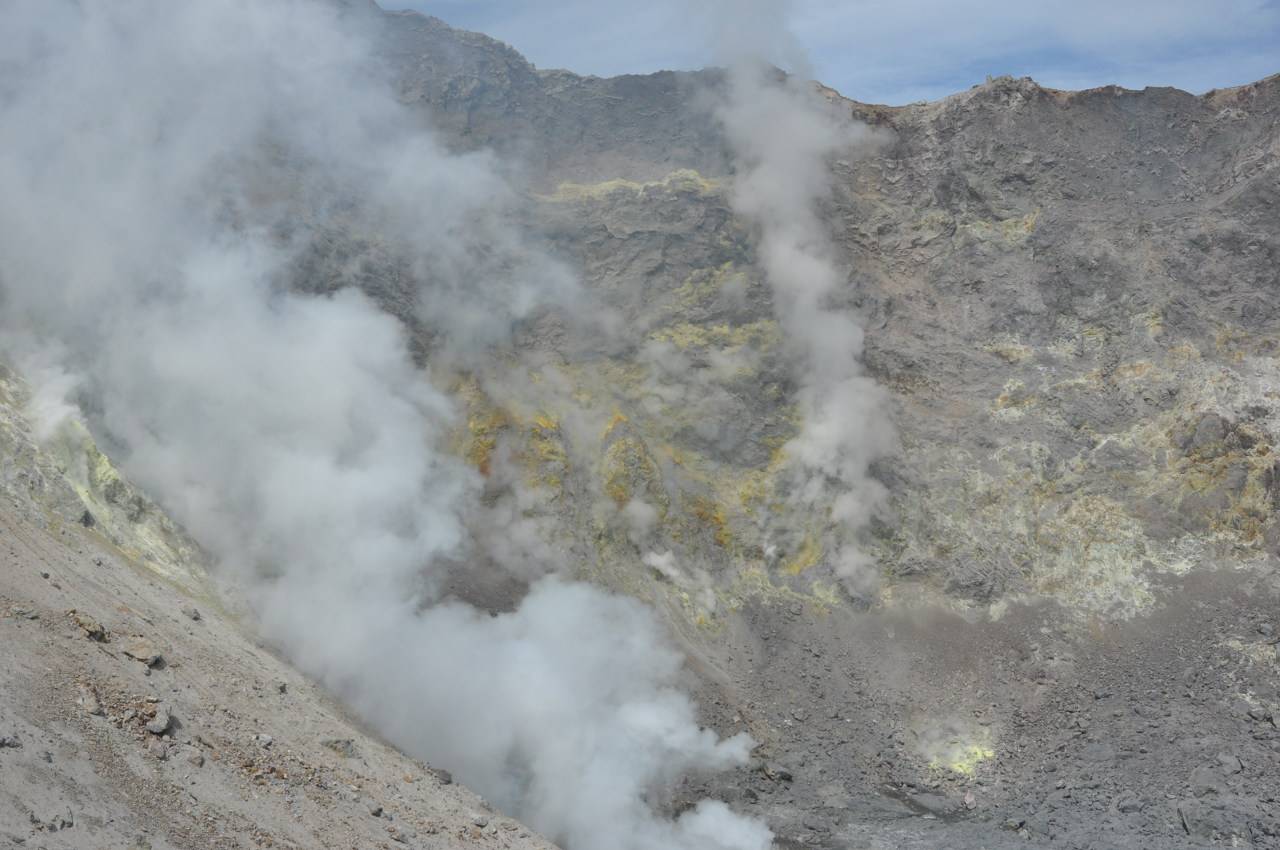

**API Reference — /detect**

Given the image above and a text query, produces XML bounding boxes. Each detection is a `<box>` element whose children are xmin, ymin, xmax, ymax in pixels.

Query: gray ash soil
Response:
<box><xmin>0</xmin><ymin>502</ymin><xmax>558</xmax><ymax>850</ymax></box>
<box><xmin>674</xmin><ymin>568</ymin><xmax>1280</xmax><ymax>848</ymax></box>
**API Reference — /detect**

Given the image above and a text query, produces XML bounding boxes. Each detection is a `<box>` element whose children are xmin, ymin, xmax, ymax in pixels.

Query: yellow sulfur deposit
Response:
<box><xmin>536</xmin><ymin>169</ymin><xmax>723</xmax><ymax>204</ymax></box>
<box><xmin>931</xmin><ymin>740</ymin><xmax>996</xmax><ymax>776</ymax></box>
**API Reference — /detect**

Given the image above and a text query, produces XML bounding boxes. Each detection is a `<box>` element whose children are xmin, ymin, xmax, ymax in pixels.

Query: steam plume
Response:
<box><xmin>0</xmin><ymin>2</ymin><xmax>770</xmax><ymax>848</ymax></box>
<box><xmin>707</xmin><ymin>0</ymin><xmax>894</xmax><ymax>594</ymax></box>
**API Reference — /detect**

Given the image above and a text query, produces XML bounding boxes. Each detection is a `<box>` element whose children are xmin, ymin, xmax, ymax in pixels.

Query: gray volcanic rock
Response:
<box><xmin>845</xmin><ymin>75</ymin><xmax>1280</xmax><ymax>614</ymax></box>
<box><xmin>377</xmin><ymin>11</ymin><xmax>730</xmax><ymax>185</ymax></box>
<box><xmin>3</xmin><ymin>5</ymin><xmax>1279</xmax><ymax>849</ymax></box>
<box><xmin>339</xmin><ymin>11</ymin><xmax>1280</xmax><ymax>847</ymax></box>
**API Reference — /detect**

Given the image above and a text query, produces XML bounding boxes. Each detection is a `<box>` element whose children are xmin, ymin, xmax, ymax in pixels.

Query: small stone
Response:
<box><xmin>0</xmin><ymin>734</ymin><xmax>20</xmax><ymax>749</ymax></box>
<box><xmin>473</xmin><ymin>816</ymin><xmax>489</xmax><ymax>828</ymax></box>
<box><xmin>763</xmin><ymin>764</ymin><xmax>793</xmax><ymax>782</ymax></box>
<box><xmin>369</xmin><ymin>804</ymin><xmax>383</xmax><ymax>817</ymax></box>
<box><xmin>146</xmin><ymin>711</ymin><xmax>171</xmax><ymax>735</ymax></box>
<box><xmin>183</xmin><ymin>747</ymin><xmax>204</xmax><ymax>767</ymax></box>
<box><xmin>1189</xmin><ymin>765</ymin><xmax>1223</xmax><ymax>797</ymax></box>
<box><xmin>181</xmin><ymin>606</ymin><xmax>202</xmax><ymax>621</ymax></box>
<box><xmin>319</xmin><ymin>737</ymin><xmax>356</xmax><ymax>757</ymax></box>
<box><xmin>1116</xmin><ymin>796</ymin><xmax>1145</xmax><ymax>813</ymax></box>
<box><xmin>69</xmin><ymin>611</ymin><xmax>107</xmax><ymax>642</ymax></box>
<box><xmin>255</xmin><ymin>734</ymin><xmax>273</xmax><ymax>747</ymax></box>
<box><xmin>147</xmin><ymin>739</ymin><xmax>167</xmax><ymax>760</ymax></box>
<box><xmin>122</xmin><ymin>637</ymin><xmax>163</xmax><ymax>667</ymax></box>
<box><xmin>77</xmin><ymin>683</ymin><xmax>104</xmax><ymax>716</ymax></box>
<box><xmin>1216</xmin><ymin>752</ymin><xmax>1243</xmax><ymax>774</ymax></box>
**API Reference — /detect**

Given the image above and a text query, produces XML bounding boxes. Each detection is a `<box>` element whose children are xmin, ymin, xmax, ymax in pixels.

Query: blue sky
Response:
<box><xmin>386</xmin><ymin>0</ymin><xmax>1279</xmax><ymax>105</ymax></box>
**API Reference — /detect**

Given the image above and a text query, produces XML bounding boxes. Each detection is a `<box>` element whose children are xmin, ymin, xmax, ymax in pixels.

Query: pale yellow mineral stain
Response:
<box><xmin>931</xmin><ymin>741</ymin><xmax>996</xmax><ymax>776</ymax></box>
<box><xmin>45</xmin><ymin>421</ymin><xmax>207</xmax><ymax>594</ymax></box>
<box><xmin>536</xmin><ymin>169</ymin><xmax>723</xmax><ymax>204</ymax></box>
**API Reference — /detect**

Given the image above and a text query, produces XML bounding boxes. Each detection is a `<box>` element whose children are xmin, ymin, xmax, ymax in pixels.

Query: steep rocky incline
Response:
<box><xmin>364</xmin><ymin>6</ymin><xmax>1280</xmax><ymax>622</ymax></box>
<box><xmin>348</xmin><ymin>10</ymin><xmax>1280</xmax><ymax>847</ymax></box>
<box><xmin>0</xmin><ymin>367</ymin><xmax>559</xmax><ymax>850</ymax></box>
<box><xmin>376</xmin><ymin>9</ymin><xmax>729</xmax><ymax>186</ymax></box>
<box><xmin>848</xmin><ymin>75</ymin><xmax>1280</xmax><ymax>614</ymax></box>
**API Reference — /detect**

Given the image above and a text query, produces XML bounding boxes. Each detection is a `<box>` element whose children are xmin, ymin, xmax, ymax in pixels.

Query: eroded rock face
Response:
<box><xmin>356</xmin><ymin>15</ymin><xmax>1280</xmax><ymax>623</ymax></box>
<box><xmin>845</xmin><ymin>75</ymin><xmax>1280</xmax><ymax>617</ymax></box>
<box><xmin>342</xmin><ymin>13</ymin><xmax>1280</xmax><ymax>847</ymax></box>
<box><xmin>378</xmin><ymin>11</ymin><xmax>730</xmax><ymax>186</ymax></box>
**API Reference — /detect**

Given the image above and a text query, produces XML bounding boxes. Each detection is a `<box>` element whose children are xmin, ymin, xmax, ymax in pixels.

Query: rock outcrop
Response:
<box><xmin>344</xmin><ymin>12</ymin><xmax>1280</xmax><ymax>847</ymax></box>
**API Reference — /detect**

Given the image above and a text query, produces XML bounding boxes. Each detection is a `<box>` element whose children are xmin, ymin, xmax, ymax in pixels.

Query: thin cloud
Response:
<box><xmin>791</xmin><ymin>0</ymin><xmax>1280</xmax><ymax>100</ymax></box>
<box><xmin>400</xmin><ymin>0</ymin><xmax>1280</xmax><ymax>103</ymax></box>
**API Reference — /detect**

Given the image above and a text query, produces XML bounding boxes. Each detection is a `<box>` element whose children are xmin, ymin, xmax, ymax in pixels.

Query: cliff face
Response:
<box><xmin>369</xmin><ymin>11</ymin><xmax>1280</xmax><ymax>623</ymax></box>
<box><xmin>346</xmin><ymin>11</ymin><xmax>1280</xmax><ymax>846</ymax></box>
<box><xmin>849</xmin><ymin>76</ymin><xmax>1280</xmax><ymax>617</ymax></box>
<box><xmin>378</xmin><ymin>11</ymin><xmax>730</xmax><ymax>185</ymax></box>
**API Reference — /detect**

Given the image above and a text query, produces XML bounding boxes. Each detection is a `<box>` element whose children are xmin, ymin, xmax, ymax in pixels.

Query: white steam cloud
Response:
<box><xmin>707</xmin><ymin>0</ymin><xmax>894</xmax><ymax>594</ymax></box>
<box><xmin>0</xmin><ymin>2</ymin><xmax>770</xmax><ymax>849</ymax></box>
